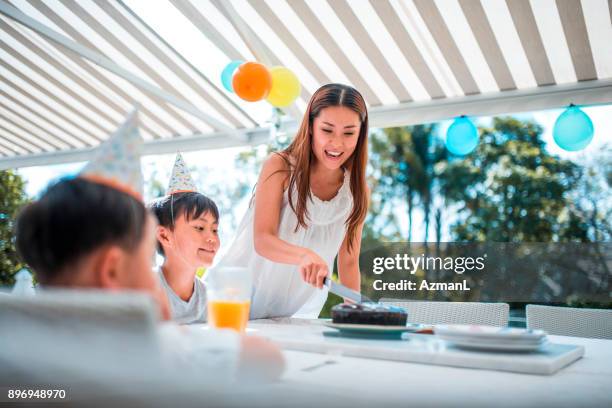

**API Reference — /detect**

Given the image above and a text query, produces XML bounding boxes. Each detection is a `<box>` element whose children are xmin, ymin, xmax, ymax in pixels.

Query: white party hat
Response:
<box><xmin>80</xmin><ymin>108</ymin><xmax>143</xmax><ymax>200</ymax></box>
<box><xmin>166</xmin><ymin>152</ymin><xmax>197</xmax><ymax>195</ymax></box>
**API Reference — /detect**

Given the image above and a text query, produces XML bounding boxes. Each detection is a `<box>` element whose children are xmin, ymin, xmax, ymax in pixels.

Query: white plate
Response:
<box><xmin>436</xmin><ymin>333</ymin><xmax>546</xmax><ymax>345</ymax></box>
<box><xmin>435</xmin><ymin>325</ymin><xmax>546</xmax><ymax>341</ymax></box>
<box><xmin>440</xmin><ymin>336</ymin><xmax>548</xmax><ymax>352</ymax></box>
<box><xmin>323</xmin><ymin>321</ymin><xmax>425</xmax><ymax>334</ymax></box>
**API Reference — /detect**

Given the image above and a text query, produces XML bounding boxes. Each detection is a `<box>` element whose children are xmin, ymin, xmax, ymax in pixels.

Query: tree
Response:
<box><xmin>0</xmin><ymin>170</ymin><xmax>29</xmax><ymax>286</ymax></box>
<box><xmin>369</xmin><ymin>125</ymin><xmax>447</xmax><ymax>243</ymax></box>
<box><xmin>570</xmin><ymin>144</ymin><xmax>612</xmax><ymax>242</ymax></box>
<box><xmin>363</xmin><ymin>117</ymin><xmax>610</xmax><ymax>306</ymax></box>
<box><xmin>438</xmin><ymin>117</ymin><xmax>588</xmax><ymax>242</ymax></box>
<box><xmin>426</xmin><ymin>117</ymin><xmax>612</xmax><ymax>307</ymax></box>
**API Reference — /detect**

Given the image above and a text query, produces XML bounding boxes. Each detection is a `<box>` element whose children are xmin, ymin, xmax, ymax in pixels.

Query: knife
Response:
<box><xmin>323</xmin><ymin>277</ymin><xmax>373</xmax><ymax>304</ymax></box>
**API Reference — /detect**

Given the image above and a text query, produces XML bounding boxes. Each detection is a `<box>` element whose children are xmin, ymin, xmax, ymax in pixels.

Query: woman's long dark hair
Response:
<box><xmin>280</xmin><ymin>83</ymin><xmax>369</xmax><ymax>252</ymax></box>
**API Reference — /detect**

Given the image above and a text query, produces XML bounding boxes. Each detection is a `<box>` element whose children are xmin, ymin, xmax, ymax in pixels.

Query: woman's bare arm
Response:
<box><xmin>253</xmin><ymin>154</ymin><xmax>307</xmax><ymax>264</ymax></box>
<box><xmin>337</xmin><ymin>186</ymin><xmax>369</xmax><ymax>294</ymax></box>
<box><xmin>337</xmin><ymin>221</ymin><xmax>364</xmax><ymax>293</ymax></box>
<box><xmin>253</xmin><ymin>154</ymin><xmax>329</xmax><ymax>288</ymax></box>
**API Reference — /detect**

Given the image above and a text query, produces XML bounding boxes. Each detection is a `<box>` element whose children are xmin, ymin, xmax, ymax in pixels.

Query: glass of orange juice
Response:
<box><xmin>206</xmin><ymin>266</ymin><xmax>251</xmax><ymax>333</ymax></box>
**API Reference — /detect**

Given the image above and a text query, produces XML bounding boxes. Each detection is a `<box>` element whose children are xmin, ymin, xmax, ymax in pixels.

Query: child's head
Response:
<box><xmin>15</xmin><ymin>177</ymin><xmax>159</xmax><ymax>292</ymax></box>
<box><xmin>283</xmin><ymin>83</ymin><xmax>369</xmax><ymax>251</ymax></box>
<box><xmin>148</xmin><ymin>192</ymin><xmax>220</xmax><ymax>269</ymax></box>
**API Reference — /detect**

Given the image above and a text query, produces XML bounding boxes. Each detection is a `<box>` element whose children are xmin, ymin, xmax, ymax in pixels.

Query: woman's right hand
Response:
<box><xmin>298</xmin><ymin>250</ymin><xmax>329</xmax><ymax>289</ymax></box>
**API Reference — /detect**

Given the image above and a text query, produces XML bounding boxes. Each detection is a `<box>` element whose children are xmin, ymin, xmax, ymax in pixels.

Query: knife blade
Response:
<box><xmin>323</xmin><ymin>278</ymin><xmax>373</xmax><ymax>303</ymax></box>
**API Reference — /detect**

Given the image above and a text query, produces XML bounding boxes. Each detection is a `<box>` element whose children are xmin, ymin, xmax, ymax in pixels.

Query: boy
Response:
<box><xmin>148</xmin><ymin>153</ymin><xmax>219</xmax><ymax>324</ymax></box>
<box><xmin>10</xmin><ymin>115</ymin><xmax>284</xmax><ymax>390</ymax></box>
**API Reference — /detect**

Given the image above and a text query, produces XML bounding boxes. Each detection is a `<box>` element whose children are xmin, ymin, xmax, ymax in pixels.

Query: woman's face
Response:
<box><xmin>311</xmin><ymin>106</ymin><xmax>361</xmax><ymax>171</ymax></box>
<box><xmin>171</xmin><ymin>211</ymin><xmax>220</xmax><ymax>269</ymax></box>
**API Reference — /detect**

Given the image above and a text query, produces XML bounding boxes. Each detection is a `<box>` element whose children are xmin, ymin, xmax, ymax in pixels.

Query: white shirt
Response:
<box><xmin>157</xmin><ymin>267</ymin><xmax>208</xmax><ymax>324</ymax></box>
<box><xmin>207</xmin><ymin>170</ymin><xmax>353</xmax><ymax>319</ymax></box>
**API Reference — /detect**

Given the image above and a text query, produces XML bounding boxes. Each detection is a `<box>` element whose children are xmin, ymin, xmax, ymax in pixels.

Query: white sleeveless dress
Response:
<box><xmin>207</xmin><ymin>170</ymin><xmax>353</xmax><ymax>319</ymax></box>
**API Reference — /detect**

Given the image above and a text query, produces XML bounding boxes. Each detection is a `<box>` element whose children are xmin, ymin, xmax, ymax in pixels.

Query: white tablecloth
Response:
<box><xmin>221</xmin><ymin>318</ymin><xmax>612</xmax><ymax>408</ymax></box>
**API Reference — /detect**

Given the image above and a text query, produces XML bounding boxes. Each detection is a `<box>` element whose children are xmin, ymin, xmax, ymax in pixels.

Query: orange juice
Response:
<box><xmin>207</xmin><ymin>300</ymin><xmax>250</xmax><ymax>332</ymax></box>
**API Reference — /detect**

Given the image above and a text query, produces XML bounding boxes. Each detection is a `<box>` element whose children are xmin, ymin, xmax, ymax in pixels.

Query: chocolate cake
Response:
<box><xmin>331</xmin><ymin>303</ymin><xmax>408</xmax><ymax>326</ymax></box>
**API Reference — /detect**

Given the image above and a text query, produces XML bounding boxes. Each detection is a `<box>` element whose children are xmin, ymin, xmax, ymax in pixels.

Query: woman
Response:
<box><xmin>209</xmin><ymin>83</ymin><xmax>370</xmax><ymax>319</ymax></box>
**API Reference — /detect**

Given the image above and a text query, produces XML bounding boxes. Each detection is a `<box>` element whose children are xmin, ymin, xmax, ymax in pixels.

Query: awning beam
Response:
<box><xmin>0</xmin><ymin>125</ymin><xmax>274</xmax><ymax>170</ymax></box>
<box><xmin>0</xmin><ymin>0</ymin><xmax>241</xmax><ymax>137</ymax></box>
<box><xmin>2</xmin><ymin>78</ymin><xmax>610</xmax><ymax>169</ymax></box>
<box><xmin>369</xmin><ymin>78</ymin><xmax>612</xmax><ymax>129</ymax></box>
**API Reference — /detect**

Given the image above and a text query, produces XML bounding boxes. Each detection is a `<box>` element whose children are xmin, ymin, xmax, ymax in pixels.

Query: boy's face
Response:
<box><xmin>164</xmin><ymin>211</ymin><xmax>220</xmax><ymax>269</ymax></box>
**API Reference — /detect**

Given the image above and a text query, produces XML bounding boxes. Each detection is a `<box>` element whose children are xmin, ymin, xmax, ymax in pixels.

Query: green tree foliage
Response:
<box><xmin>438</xmin><ymin>117</ymin><xmax>590</xmax><ymax>242</ymax></box>
<box><xmin>369</xmin><ymin>124</ymin><xmax>447</xmax><ymax>243</ymax></box>
<box><xmin>569</xmin><ymin>144</ymin><xmax>611</xmax><ymax>242</ymax></box>
<box><xmin>0</xmin><ymin>170</ymin><xmax>29</xmax><ymax>286</ymax></box>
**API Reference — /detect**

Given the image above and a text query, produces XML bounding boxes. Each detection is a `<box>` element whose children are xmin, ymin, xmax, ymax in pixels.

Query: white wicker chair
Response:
<box><xmin>0</xmin><ymin>289</ymin><xmax>162</xmax><ymax>385</ymax></box>
<box><xmin>526</xmin><ymin>304</ymin><xmax>612</xmax><ymax>339</ymax></box>
<box><xmin>0</xmin><ymin>289</ymin><xmax>159</xmax><ymax>329</ymax></box>
<box><xmin>380</xmin><ymin>299</ymin><xmax>509</xmax><ymax>327</ymax></box>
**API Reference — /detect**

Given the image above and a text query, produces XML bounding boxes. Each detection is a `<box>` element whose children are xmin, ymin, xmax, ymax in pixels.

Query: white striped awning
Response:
<box><xmin>1</xmin><ymin>0</ymin><xmax>611</xmax><ymax>169</ymax></box>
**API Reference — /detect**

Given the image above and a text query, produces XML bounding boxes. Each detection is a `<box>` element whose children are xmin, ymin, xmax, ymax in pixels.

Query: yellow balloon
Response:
<box><xmin>266</xmin><ymin>66</ymin><xmax>301</xmax><ymax>108</ymax></box>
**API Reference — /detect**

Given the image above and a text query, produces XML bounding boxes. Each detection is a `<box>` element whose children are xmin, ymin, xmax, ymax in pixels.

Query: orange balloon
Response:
<box><xmin>232</xmin><ymin>62</ymin><xmax>272</xmax><ymax>102</ymax></box>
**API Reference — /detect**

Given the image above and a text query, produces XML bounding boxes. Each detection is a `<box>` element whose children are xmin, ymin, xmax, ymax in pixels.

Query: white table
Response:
<box><xmin>228</xmin><ymin>318</ymin><xmax>612</xmax><ymax>408</ymax></box>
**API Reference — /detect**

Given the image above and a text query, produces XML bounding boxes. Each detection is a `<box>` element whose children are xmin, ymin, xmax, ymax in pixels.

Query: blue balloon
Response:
<box><xmin>221</xmin><ymin>60</ymin><xmax>243</xmax><ymax>93</ymax></box>
<box><xmin>446</xmin><ymin>116</ymin><xmax>478</xmax><ymax>156</ymax></box>
<box><xmin>553</xmin><ymin>105</ymin><xmax>594</xmax><ymax>151</ymax></box>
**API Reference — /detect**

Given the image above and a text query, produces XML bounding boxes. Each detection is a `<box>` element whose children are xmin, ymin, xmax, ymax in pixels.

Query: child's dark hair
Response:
<box><xmin>148</xmin><ymin>192</ymin><xmax>219</xmax><ymax>255</ymax></box>
<box><xmin>15</xmin><ymin>177</ymin><xmax>148</xmax><ymax>284</ymax></box>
